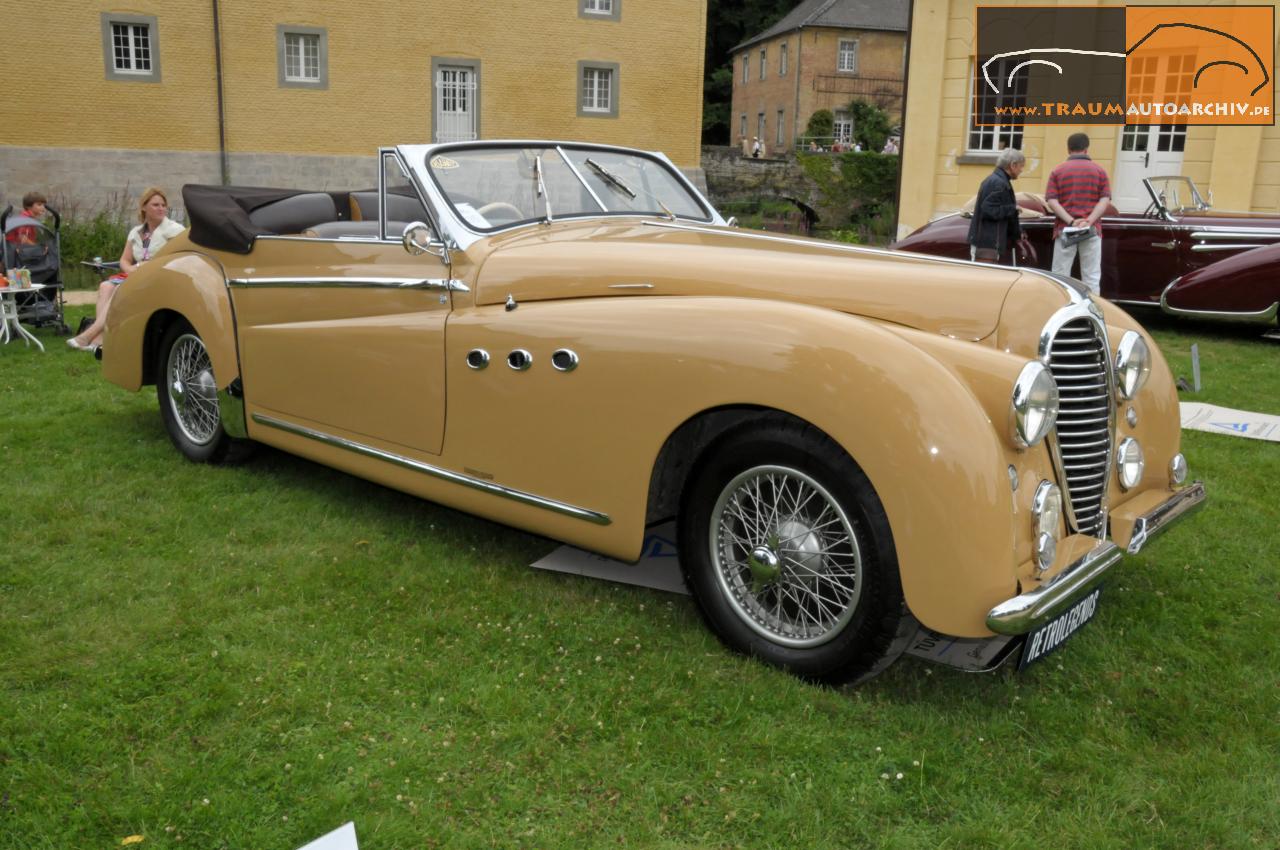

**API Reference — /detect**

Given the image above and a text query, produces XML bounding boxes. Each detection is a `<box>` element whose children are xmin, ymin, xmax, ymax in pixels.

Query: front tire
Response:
<box><xmin>156</xmin><ymin>321</ymin><xmax>252</xmax><ymax>464</ymax></box>
<box><xmin>678</xmin><ymin>418</ymin><xmax>910</xmax><ymax>685</ymax></box>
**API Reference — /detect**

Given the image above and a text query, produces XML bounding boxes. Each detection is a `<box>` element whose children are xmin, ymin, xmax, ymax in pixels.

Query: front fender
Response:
<box><xmin>102</xmin><ymin>251</ymin><xmax>239</xmax><ymax>395</ymax></box>
<box><xmin>443</xmin><ymin>296</ymin><xmax>1018</xmax><ymax>636</ymax></box>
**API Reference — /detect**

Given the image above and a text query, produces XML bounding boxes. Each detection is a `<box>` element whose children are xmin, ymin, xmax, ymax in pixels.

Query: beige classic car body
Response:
<box><xmin>101</xmin><ymin>141</ymin><xmax>1204</xmax><ymax>683</ymax></box>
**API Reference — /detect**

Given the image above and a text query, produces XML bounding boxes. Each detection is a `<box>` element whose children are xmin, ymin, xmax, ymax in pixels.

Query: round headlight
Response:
<box><xmin>1031</xmin><ymin>481</ymin><xmax>1063</xmax><ymax>573</ymax></box>
<box><xmin>1011</xmin><ymin>361</ymin><xmax>1060</xmax><ymax>448</ymax></box>
<box><xmin>1117</xmin><ymin>438</ymin><xmax>1145</xmax><ymax>490</ymax></box>
<box><xmin>1115</xmin><ymin>331</ymin><xmax>1152</xmax><ymax>399</ymax></box>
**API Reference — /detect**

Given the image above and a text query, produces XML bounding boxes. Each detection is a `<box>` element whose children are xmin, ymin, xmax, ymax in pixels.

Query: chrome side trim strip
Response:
<box><xmin>1190</xmin><ymin>244</ymin><xmax>1268</xmax><ymax>252</ymax></box>
<box><xmin>251</xmin><ymin>413</ymin><xmax>612</xmax><ymax>526</ymax></box>
<box><xmin>228</xmin><ymin>276</ymin><xmax>469</xmax><ymax>292</ymax></box>
<box><xmin>257</xmin><ymin>234</ymin><xmax>396</xmax><ymax>245</ymax></box>
<box><xmin>986</xmin><ymin>540</ymin><xmax>1122</xmax><ymax>635</ymax></box>
<box><xmin>1159</xmin><ymin>293</ymin><xmax>1279</xmax><ymax>324</ymax></box>
<box><xmin>1191</xmin><ymin>228</ymin><xmax>1280</xmax><ymax>240</ymax></box>
<box><xmin>1126</xmin><ymin>481</ymin><xmax>1206</xmax><ymax>554</ymax></box>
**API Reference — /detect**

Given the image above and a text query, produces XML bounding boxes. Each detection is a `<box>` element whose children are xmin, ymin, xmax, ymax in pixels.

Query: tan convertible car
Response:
<box><xmin>102</xmin><ymin>141</ymin><xmax>1204</xmax><ymax>684</ymax></box>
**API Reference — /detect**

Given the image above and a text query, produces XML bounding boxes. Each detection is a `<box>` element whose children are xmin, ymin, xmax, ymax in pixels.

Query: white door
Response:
<box><xmin>1112</xmin><ymin>52</ymin><xmax>1192</xmax><ymax>212</ymax></box>
<box><xmin>435</xmin><ymin>66</ymin><xmax>477</xmax><ymax>142</ymax></box>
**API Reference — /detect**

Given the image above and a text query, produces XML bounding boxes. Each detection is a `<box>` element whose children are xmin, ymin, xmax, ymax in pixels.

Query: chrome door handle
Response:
<box><xmin>1150</xmin><ymin>241</ymin><xmax>1176</xmax><ymax>250</ymax></box>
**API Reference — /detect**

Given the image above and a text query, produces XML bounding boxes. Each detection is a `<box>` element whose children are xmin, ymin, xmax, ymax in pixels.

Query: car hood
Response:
<box><xmin>472</xmin><ymin>220</ymin><xmax>1038</xmax><ymax>340</ymax></box>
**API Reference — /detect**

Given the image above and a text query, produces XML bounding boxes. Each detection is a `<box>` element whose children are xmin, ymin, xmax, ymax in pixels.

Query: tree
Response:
<box><xmin>702</xmin><ymin>0</ymin><xmax>796</xmax><ymax>144</ymax></box>
<box><xmin>845</xmin><ymin>100</ymin><xmax>893</xmax><ymax>153</ymax></box>
<box><xmin>804</xmin><ymin>109</ymin><xmax>834</xmax><ymax>141</ymax></box>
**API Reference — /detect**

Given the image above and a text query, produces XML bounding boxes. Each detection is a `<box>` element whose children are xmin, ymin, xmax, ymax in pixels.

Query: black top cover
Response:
<box><xmin>183</xmin><ymin>185</ymin><xmax>347</xmax><ymax>254</ymax></box>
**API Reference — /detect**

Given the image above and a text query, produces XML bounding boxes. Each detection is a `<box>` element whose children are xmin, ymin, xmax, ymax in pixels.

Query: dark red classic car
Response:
<box><xmin>893</xmin><ymin>176</ymin><xmax>1280</xmax><ymax>328</ymax></box>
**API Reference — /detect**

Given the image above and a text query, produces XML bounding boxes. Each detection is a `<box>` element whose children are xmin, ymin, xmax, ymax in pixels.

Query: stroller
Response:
<box><xmin>1</xmin><ymin>206</ymin><xmax>69</xmax><ymax>335</ymax></box>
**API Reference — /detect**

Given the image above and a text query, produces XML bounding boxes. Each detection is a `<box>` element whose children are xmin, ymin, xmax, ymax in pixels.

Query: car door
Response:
<box><xmin>229</xmin><ymin>152</ymin><xmax>456</xmax><ymax>456</ymax></box>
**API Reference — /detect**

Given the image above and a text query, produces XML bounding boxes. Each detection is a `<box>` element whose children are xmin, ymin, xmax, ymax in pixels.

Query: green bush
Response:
<box><xmin>58</xmin><ymin>210</ymin><xmax>129</xmax><ymax>267</ymax></box>
<box><xmin>804</xmin><ymin>109</ymin><xmax>834</xmax><ymax>140</ymax></box>
<box><xmin>844</xmin><ymin>100</ymin><xmax>893</xmax><ymax>153</ymax></box>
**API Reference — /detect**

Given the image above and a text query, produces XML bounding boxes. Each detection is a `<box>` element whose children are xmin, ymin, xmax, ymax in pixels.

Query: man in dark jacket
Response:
<box><xmin>967</xmin><ymin>148</ymin><xmax>1026</xmax><ymax>264</ymax></box>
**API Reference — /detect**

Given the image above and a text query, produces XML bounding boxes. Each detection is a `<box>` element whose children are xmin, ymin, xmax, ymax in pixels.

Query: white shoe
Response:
<box><xmin>67</xmin><ymin>338</ymin><xmax>84</xmax><ymax>350</ymax></box>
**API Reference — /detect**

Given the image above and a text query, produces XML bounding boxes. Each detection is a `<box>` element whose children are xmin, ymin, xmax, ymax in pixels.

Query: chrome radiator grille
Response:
<box><xmin>1047</xmin><ymin>319</ymin><xmax>1112</xmax><ymax>536</ymax></box>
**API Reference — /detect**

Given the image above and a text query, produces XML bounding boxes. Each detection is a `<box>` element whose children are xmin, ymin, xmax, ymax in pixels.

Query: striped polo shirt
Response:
<box><xmin>1045</xmin><ymin>154</ymin><xmax>1112</xmax><ymax>236</ymax></box>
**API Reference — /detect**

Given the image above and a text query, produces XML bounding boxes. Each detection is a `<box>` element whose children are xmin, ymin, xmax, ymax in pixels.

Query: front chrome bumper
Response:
<box><xmin>986</xmin><ymin>482</ymin><xmax>1206</xmax><ymax>635</ymax></box>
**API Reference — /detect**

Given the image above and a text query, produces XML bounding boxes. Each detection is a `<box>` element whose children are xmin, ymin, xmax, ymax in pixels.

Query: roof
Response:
<box><xmin>732</xmin><ymin>0</ymin><xmax>910</xmax><ymax>53</ymax></box>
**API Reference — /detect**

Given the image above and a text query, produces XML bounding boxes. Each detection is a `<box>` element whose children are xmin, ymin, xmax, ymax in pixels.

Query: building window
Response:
<box><xmin>100</xmin><ymin>13</ymin><xmax>161</xmax><ymax>82</ymax></box>
<box><xmin>967</xmin><ymin>58</ymin><xmax>1026</xmax><ymax>152</ymax></box>
<box><xmin>740</xmin><ymin>114</ymin><xmax>747</xmax><ymax>141</ymax></box>
<box><xmin>579</xmin><ymin>0</ymin><xmax>621</xmax><ymax>21</ymax></box>
<box><xmin>578</xmin><ymin>61</ymin><xmax>619</xmax><ymax>118</ymax></box>
<box><xmin>742</xmin><ymin>55</ymin><xmax>749</xmax><ymax>84</ymax></box>
<box><xmin>780</xmin><ymin>43</ymin><xmax>788</xmax><ymax>76</ymax></box>
<box><xmin>433</xmin><ymin>58</ymin><xmax>481</xmax><ymax>142</ymax></box>
<box><xmin>776</xmin><ymin>109</ymin><xmax>785</xmax><ymax>146</ymax></box>
<box><xmin>834</xmin><ymin>110</ymin><xmax>853</xmax><ymax>144</ymax></box>
<box><xmin>759</xmin><ymin>48</ymin><xmax>767</xmax><ymax>80</ymax></box>
<box><xmin>838</xmin><ymin>39</ymin><xmax>858</xmax><ymax>73</ymax></box>
<box><xmin>757</xmin><ymin>112</ymin><xmax>766</xmax><ymax>144</ymax></box>
<box><xmin>277</xmin><ymin>26</ymin><xmax>328</xmax><ymax>89</ymax></box>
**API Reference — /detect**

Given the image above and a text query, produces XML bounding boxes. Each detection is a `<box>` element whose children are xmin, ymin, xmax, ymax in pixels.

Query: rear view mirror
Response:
<box><xmin>402</xmin><ymin>221</ymin><xmax>435</xmax><ymax>255</ymax></box>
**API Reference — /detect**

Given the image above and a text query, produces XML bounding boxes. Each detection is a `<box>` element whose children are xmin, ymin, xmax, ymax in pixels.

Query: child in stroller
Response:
<box><xmin>1</xmin><ymin>192</ymin><xmax>69</xmax><ymax>335</ymax></box>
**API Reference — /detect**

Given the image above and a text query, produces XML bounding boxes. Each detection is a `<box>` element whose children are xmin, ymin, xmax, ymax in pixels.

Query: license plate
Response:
<box><xmin>1019</xmin><ymin>586</ymin><xmax>1102</xmax><ymax>670</ymax></box>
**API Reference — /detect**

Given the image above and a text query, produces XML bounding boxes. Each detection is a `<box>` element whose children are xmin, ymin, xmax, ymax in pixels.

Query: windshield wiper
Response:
<box><xmin>585</xmin><ymin>157</ymin><xmax>676</xmax><ymax>221</ymax></box>
<box><xmin>534</xmin><ymin>153</ymin><xmax>553</xmax><ymax>224</ymax></box>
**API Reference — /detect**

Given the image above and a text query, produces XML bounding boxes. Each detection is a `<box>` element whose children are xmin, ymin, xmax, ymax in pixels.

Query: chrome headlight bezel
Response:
<box><xmin>1010</xmin><ymin>361</ymin><xmax>1060</xmax><ymax>449</ymax></box>
<box><xmin>1115</xmin><ymin>331</ymin><xmax>1152</xmax><ymax>400</ymax></box>
<box><xmin>1117</xmin><ymin>437</ymin><xmax>1145</xmax><ymax>490</ymax></box>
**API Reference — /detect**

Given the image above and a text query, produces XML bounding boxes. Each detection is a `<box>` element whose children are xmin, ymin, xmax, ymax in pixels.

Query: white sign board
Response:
<box><xmin>531</xmin><ymin>521</ymin><xmax>689</xmax><ymax>594</ymax></box>
<box><xmin>295</xmin><ymin>822</ymin><xmax>358</xmax><ymax>850</ymax></box>
<box><xmin>1180</xmin><ymin>402</ymin><xmax>1280</xmax><ymax>442</ymax></box>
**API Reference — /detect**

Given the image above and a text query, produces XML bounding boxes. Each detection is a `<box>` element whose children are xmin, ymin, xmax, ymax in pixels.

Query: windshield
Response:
<box><xmin>1145</xmin><ymin>176</ymin><xmax>1208</xmax><ymax>214</ymax></box>
<box><xmin>426</xmin><ymin>144</ymin><xmax>711</xmax><ymax>231</ymax></box>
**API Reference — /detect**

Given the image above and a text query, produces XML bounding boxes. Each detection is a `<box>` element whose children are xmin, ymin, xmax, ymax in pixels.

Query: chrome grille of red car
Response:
<box><xmin>1048</xmin><ymin>319</ymin><xmax>1112</xmax><ymax>536</ymax></box>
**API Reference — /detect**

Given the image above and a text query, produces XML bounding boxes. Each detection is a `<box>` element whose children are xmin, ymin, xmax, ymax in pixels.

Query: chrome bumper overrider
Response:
<box><xmin>986</xmin><ymin>482</ymin><xmax>1206</xmax><ymax>635</ymax></box>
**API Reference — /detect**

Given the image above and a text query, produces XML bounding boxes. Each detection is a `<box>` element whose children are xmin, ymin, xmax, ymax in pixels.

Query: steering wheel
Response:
<box><xmin>477</xmin><ymin>202</ymin><xmax>523</xmax><ymax>220</ymax></box>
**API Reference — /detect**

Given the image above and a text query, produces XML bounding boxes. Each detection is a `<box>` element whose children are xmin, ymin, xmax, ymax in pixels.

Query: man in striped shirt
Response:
<box><xmin>1045</xmin><ymin>133</ymin><xmax>1112</xmax><ymax>295</ymax></box>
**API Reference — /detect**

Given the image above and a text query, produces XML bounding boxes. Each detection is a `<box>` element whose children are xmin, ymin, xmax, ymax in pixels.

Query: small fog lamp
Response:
<box><xmin>1118</xmin><ymin>438</ymin><xmax>1145</xmax><ymax>490</ymax></box>
<box><xmin>1031</xmin><ymin>481</ymin><xmax>1063</xmax><ymax>573</ymax></box>
<box><xmin>1169</xmin><ymin>453</ymin><xmax>1188</xmax><ymax>486</ymax></box>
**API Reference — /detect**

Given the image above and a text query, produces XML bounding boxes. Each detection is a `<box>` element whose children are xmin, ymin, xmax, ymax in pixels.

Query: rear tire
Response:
<box><xmin>156</xmin><ymin>320</ymin><xmax>253</xmax><ymax>464</ymax></box>
<box><xmin>678</xmin><ymin>417</ymin><xmax>910</xmax><ymax>685</ymax></box>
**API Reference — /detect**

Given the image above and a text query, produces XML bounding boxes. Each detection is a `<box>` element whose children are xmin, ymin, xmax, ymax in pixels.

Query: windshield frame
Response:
<box><xmin>420</xmin><ymin>140</ymin><xmax>718</xmax><ymax>237</ymax></box>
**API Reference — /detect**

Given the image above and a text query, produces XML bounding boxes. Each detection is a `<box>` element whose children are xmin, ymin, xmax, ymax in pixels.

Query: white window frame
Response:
<box><xmin>838</xmin><ymin>39</ymin><xmax>858</xmax><ymax>74</ymax></box>
<box><xmin>432</xmin><ymin>57</ymin><xmax>481</xmax><ymax>142</ymax></box>
<box><xmin>742</xmin><ymin>55</ymin><xmax>749</xmax><ymax>84</ymax></box>
<box><xmin>776</xmin><ymin>109</ymin><xmax>785</xmax><ymax>147</ymax></box>
<box><xmin>760</xmin><ymin>48</ymin><xmax>767</xmax><ymax>80</ymax></box>
<box><xmin>579</xmin><ymin>0</ymin><xmax>620</xmax><ymax>20</ymax></box>
<box><xmin>578</xmin><ymin>61</ymin><xmax>619</xmax><ymax>118</ymax></box>
<box><xmin>834</xmin><ymin>110</ymin><xmax>853</xmax><ymax>144</ymax></box>
<box><xmin>780</xmin><ymin>43</ymin><xmax>788</xmax><ymax>77</ymax></box>
<box><xmin>965</xmin><ymin>58</ymin><xmax>1026</xmax><ymax>154</ymax></box>
<box><xmin>100</xmin><ymin>13</ymin><xmax>161</xmax><ymax>82</ymax></box>
<box><xmin>277</xmin><ymin>28</ymin><xmax>327</xmax><ymax>88</ymax></box>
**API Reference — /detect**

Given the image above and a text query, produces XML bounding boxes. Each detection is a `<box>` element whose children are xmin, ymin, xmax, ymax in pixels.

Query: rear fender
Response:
<box><xmin>102</xmin><ymin>251</ymin><xmax>239</xmax><ymax>395</ymax></box>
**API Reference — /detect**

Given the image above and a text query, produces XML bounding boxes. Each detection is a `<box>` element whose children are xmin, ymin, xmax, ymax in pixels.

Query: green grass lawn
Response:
<box><xmin>2</xmin><ymin>306</ymin><xmax>1277</xmax><ymax>849</ymax></box>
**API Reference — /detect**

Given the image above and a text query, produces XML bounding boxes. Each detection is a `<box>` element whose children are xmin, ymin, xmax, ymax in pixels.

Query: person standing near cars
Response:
<box><xmin>967</xmin><ymin>147</ymin><xmax>1025</xmax><ymax>264</ymax></box>
<box><xmin>1045</xmin><ymin>132</ymin><xmax>1112</xmax><ymax>294</ymax></box>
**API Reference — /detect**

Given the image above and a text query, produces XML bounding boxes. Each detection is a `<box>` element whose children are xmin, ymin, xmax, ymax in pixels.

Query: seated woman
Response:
<box><xmin>68</xmin><ymin>187</ymin><xmax>184</xmax><ymax>352</ymax></box>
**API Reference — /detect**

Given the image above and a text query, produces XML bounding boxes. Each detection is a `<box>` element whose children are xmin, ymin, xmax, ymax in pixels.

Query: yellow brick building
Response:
<box><xmin>0</xmin><ymin>1</ymin><xmax>707</xmax><ymax>210</ymax></box>
<box><xmin>899</xmin><ymin>0</ymin><xmax>1280</xmax><ymax>239</ymax></box>
<box><xmin>731</xmin><ymin>0</ymin><xmax>909</xmax><ymax>156</ymax></box>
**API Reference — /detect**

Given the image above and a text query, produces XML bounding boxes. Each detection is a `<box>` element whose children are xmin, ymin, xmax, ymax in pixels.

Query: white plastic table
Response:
<box><xmin>0</xmin><ymin>283</ymin><xmax>47</xmax><ymax>352</ymax></box>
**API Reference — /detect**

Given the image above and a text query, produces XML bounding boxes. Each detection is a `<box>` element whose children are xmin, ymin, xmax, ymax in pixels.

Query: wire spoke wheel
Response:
<box><xmin>165</xmin><ymin>333</ymin><xmax>220</xmax><ymax>447</ymax></box>
<box><xmin>710</xmin><ymin>465</ymin><xmax>862</xmax><ymax>648</ymax></box>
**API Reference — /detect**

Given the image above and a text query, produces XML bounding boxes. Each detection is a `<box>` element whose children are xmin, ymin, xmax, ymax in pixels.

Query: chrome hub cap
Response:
<box><xmin>710</xmin><ymin>465</ymin><xmax>862</xmax><ymax>648</ymax></box>
<box><xmin>166</xmin><ymin>334</ymin><xmax>220</xmax><ymax>446</ymax></box>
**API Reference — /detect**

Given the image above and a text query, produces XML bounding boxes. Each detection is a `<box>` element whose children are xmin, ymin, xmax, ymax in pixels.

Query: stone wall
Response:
<box><xmin>702</xmin><ymin>145</ymin><xmax>840</xmax><ymax>224</ymax></box>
